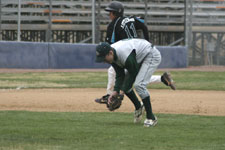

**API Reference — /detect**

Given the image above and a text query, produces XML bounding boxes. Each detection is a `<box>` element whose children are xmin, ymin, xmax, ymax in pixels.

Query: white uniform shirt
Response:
<box><xmin>111</xmin><ymin>38</ymin><xmax>154</xmax><ymax>67</ymax></box>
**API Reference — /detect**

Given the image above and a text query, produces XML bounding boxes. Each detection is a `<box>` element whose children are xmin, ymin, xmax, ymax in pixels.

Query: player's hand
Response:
<box><xmin>108</xmin><ymin>91</ymin><xmax>119</xmax><ymax>105</ymax></box>
<box><xmin>107</xmin><ymin>91</ymin><xmax>124</xmax><ymax>111</ymax></box>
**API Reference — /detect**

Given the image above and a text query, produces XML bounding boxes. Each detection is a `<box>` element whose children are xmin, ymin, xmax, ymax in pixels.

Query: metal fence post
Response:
<box><xmin>95</xmin><ymin>0</ymin><xmax>101</xmax><ymax>43</ymax></box>
<box><xmin>184</xmin><ymin>0</ymin><xmax>193</xmax><ymax>49</ymax></box>
<box><xmin>17</xmin><ymin>0</ymin><xmax>21</xmax><ymax>41</ymax></box>
<box><xmin>92</xmin><ymin>0</ymin><xmax>96</xmax><ymax>44</ymax></box>
<box><xmin>0</xmin><ymin>0</ymin><xmax>2</xmax><ymax>40</ymax></box>
<box><xmin>184</xmin><ymin>0</ymin><xmax>193</xmax><ymax>66</ymax></box>
<box><xmin>47</xmin><ymin>0</ymin><xmax>52</xmax><ymax>42</ymax></box>
<box><xmin>144</xmin><ymin>0</ymin><xmax>148</xmax><ymax>26</ymax></box>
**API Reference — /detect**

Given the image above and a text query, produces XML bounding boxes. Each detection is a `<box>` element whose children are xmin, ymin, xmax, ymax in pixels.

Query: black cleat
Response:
<box><xmin>162</xmin><ymin>72</ymin><xmax>176</xmax><ymax>90</ymax></box>
<box><xmin>95</xmin><ymin>94</ymin><xmax>110</xmax><ymax>104</ymax></box>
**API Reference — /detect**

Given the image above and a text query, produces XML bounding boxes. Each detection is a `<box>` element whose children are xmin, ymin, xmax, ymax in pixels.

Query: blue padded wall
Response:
<box><xmin>48</xmin><ymin>43</ymin><xmax>109</xmax><ymax>68</ymax></box>
<box><xmin>157</xmin><ymin>46</ymin><xmax>188</xmax><ymax>68</ymax></box>
<box><xmin>0</xmin><ymin>41</ymin><xmax>187</xmax><ymax>69</ymax></box>
<box><xmin>0</xmin><ymin>41</ymin><xmax>49</xmax><ymax>68</ymax></box>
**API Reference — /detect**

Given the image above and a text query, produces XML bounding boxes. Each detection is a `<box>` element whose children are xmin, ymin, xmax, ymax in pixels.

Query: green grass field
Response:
<box><xmin>0</xmin><ymin>71</ymin><xmax>225</xmax><ymax>90</ymax></box>
<box><xmin>0</xmin><ymin>70</ymin><xmax>225</xmax><ymax>150</ymax></box>
<box><xmin>0</xmin><ymin>111</ymin><xmax>225</xmax><ymax>150</ymax></box>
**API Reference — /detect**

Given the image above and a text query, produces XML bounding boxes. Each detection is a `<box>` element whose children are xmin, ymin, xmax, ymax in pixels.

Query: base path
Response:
<box><xmin>0</xmin><ymin>88</ymin><xmax>225</xmax><ymax>116</ymax></box>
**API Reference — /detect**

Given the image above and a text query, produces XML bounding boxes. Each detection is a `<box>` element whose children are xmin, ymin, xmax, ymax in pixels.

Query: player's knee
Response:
<box><xmin>134</xmin><ymin>83</ymin><xmax>149</xmax><ymax>99</ymax></box>
<box><xmin>134</xmin><ymin>84</ymin><xmax>143</xmax><ymax>93</ymax></box>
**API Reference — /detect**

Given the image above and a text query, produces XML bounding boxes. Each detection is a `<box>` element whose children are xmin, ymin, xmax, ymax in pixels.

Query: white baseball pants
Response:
<box><xmin>106</xmin><ymin>58</ymin><xmax>161</xmax><ymax>95</ymax></box>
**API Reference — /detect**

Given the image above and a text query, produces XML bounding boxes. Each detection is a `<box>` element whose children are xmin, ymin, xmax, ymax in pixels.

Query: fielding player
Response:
<box><xmin>96</xmin><ymin>39</ymin><xmax>162</xmax><ymax>127</ymax></box>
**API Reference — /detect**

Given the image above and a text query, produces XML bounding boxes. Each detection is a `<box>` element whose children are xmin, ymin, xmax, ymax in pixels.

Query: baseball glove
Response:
<box><xmin>107</xmin><ymin>94</ymin><xmax>124</xmax><ymax>111</ymax></box>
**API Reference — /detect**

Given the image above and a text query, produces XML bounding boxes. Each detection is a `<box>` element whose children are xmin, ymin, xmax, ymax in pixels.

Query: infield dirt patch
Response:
<box><xmin>1</xmin><ymin>88</ymin><xmax>225</xmax><ymax>116</ymax></box>
<box><xmin>1</xmin><ymin>66</ymin><xmax>225</xmax><ymax>116</ymax></box>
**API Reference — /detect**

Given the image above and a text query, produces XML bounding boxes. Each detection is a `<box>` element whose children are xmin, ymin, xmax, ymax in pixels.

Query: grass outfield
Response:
<box><xmin>0</xmin><ymin>71</ymin><xmax>225</xmax><ymax>90</ymax></box>
<box><xmin>0</xmin><ymin>111</ymin><xmax>225</xmax><ymax>150</ymax></box>
<box><xmin>0</xmin><ymin>71</ymin><xmax>225</xmax><ymax>150</ymax></box>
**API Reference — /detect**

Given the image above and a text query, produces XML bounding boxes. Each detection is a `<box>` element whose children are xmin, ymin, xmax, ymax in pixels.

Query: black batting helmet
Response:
<box><xmin>105</xmin><ymin>1</ymin><xmax>124</xmax><ymax>16</ymax></box>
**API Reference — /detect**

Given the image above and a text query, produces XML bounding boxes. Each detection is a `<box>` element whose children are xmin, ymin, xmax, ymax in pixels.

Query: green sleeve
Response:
<box><xmin>122</xmin><ymin>50</ymin><xmax>140</xmax><ymax>93</ymax></box>
<box><xmin>112</xmin><ymin>63</ymin><xmax>125</xmax><ymax>93</ymax></box>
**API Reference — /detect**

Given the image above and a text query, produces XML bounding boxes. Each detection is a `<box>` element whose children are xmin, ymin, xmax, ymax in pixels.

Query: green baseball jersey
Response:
<box><xmin>111</xmin><ymin>38</ymin><xmax>154</xmax><ymax>93</ymax></box>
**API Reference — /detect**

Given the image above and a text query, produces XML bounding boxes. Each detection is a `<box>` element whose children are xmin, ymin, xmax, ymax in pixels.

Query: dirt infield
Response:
<box><xmin>0</xmin><ymin>66</ymin><xmax>225</xmax><ymax>116</ymax></box>
<box><xmin>1</xmin><ymin>88</ymin><xmax>225</xmax><ymax>116</ymax></box>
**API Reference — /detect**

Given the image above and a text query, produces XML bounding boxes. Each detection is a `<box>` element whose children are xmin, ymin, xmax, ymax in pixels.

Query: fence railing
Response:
<box><xmin>1</xmin><ymin>0</ymin><xmax>225</xmax><ymax>31</ymax></box>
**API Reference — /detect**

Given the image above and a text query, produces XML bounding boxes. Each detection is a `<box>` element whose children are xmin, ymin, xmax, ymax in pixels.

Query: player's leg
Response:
<box><xmin>148</xmin><ymin>75</ymin><xmax>161</xmax><ymax>83</ymax></box>
<box><xmin>134</xmin><ymin>62</ymin><xmax>156</xmax><ymax>121</ymax></box>
<box><xmin>95</xmin><ymin>66</ymin><xmax>115</xmax><ymax>104</ymax></box>
<box><xmin>122</xmin><ymin>71</ymin><xmax>144</xmax><ymax>123</ymax></box>
<box><xmin>106</xmin><ymin>66</ymin><xmax>116</xmax><ymax>94</ymax></box>
<box><xmin>149</xmin><ymin>74</ymin><xmax>176</xmax><ymax>90</ymax></box>
<box><xmin>134</xmin><ymin>49</ymin><xmax>161</xmax><ymax>127</ymax></box>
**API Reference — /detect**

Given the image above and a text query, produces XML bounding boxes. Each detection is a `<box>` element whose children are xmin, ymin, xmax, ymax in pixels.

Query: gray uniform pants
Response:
<box><xmin>134</xmin><ymin>47</ymin><xmax>161</xmax><ymax>99</ymax></box>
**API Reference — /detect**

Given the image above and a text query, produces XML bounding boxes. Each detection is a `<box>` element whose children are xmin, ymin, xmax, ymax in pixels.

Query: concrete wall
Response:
<box><xmin>0</xmin><ymin>41</ymin><xmax>187</xmax><ymax>69</ymax></box>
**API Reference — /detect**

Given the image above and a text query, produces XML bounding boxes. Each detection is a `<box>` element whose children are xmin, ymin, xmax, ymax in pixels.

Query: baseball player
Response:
<box><xmin>96</xmin><ymin>39</ymin><xmax>161</xmax><ymax>127</ymax></box>
<box><xmin>95</xmin><ymin>1</ymin><xmax>176</xmax><ymax>104</ymax></box>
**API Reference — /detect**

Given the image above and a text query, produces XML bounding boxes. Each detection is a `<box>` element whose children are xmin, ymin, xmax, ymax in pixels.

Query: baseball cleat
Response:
<box><xmin>144</xmin><ymin>116</ymin><xmax>158</xmax><ymax>127</ymax></box>
<box><xmin>162</xmin><ymin>72</ymin><xmax>176</xmax><ymax>90</ymax></box>
<box><xmin>95</xmin><ymin>94</ymin><xmax>109</xmax><ymax>104</ymax></box>
<box><xmin>134</xmin><ymin>102</ymin><xmax>145</xmax><ymax>123</ymax></box>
